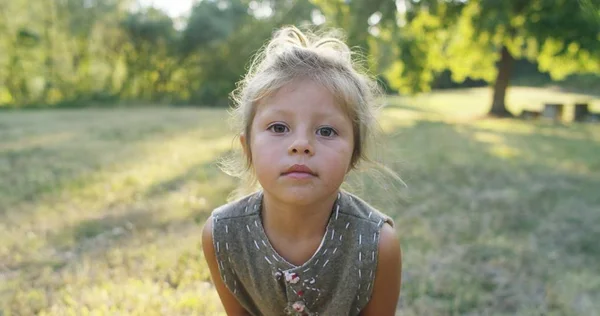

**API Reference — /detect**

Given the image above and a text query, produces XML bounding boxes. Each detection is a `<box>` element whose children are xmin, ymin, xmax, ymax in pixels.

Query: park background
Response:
<box><xmin>1</xmin><ymin>0</ymin><xmax>599</xmax><ymax>315</ymax></box>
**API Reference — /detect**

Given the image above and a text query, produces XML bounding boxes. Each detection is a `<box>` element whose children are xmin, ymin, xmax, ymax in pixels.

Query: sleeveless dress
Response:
<box><xmin>211</xmin><ymin>190</ymin><xmax>394</xmax><ymax>316</ymax></box>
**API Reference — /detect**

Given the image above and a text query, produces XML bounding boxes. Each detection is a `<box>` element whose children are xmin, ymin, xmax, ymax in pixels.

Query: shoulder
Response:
<box><xmin>378</xmin><ymin>223</ymin><xmax>401</xmax><ymax>266</ymax></box>
<box><xmin>201</xmin><ymin>216</ymin><xmax>251</xmax><ymax>315</ymax></box>
<box><xmin>339</xmin><ymin>191</ymin><xmax>394</xmax><ymax>228</ymax></box>
<box><xmin>201</xmin><ymin>215</ymin><xmax>214</xmax><ymax>255</ymax></box>
<box><xmin>361</xmin><ymin>222</ymin><xmax>402</xmax><ymax>315</ymax></box>
<box><xmin>211</xmin><ymin>191</ymin><xmax>262</xmax><ymax>220</ymax></box>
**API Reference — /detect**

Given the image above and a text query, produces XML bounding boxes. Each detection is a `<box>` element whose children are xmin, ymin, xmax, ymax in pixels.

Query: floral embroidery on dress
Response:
<box><xmin>292</xmin><ymin>301</ymin><xmax>305</xmax><ymax>312</ymax></box>
<box><xmin>285</xmin><ymin>271</ymin><xmax>301</xmax><ymax>284</ymax></box>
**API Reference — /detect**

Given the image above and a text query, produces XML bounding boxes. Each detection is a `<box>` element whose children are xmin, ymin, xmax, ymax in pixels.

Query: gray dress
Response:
<box><xmin>211</xmin><ymin>190</ymin><xmax>394</xmax><ymax>316</ymax></box>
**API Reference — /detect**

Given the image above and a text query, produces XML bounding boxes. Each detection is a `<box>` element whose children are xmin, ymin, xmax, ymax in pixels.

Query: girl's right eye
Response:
<box><xmin>268</xmin><ymin>124</ymin><xmax>289</xmax><ymax>133</ymax></box>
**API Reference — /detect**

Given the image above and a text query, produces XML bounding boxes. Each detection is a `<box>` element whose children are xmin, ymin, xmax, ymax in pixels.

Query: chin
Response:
<box><xmin>273</xmin><ymin>184</ymin><xmax>341</xmax><ymax>205</ymax></box>
<box><xmin>268</xmin><ymin>187</ymin><xmax>322</xmax><ymax>205</ymax></box>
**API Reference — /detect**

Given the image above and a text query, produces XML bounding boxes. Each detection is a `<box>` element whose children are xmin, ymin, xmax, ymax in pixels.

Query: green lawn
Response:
<box><xmin>1</xmin><ymin>87</ymin><xmax>599</xmax><ymax>315</ymax></box>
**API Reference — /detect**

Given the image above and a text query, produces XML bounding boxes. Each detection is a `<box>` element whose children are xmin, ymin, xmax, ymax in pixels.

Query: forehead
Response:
<box><xmin>255</xmin><ymin>78</ymin><xmax>350</xmax><ymax>119</ymax></box>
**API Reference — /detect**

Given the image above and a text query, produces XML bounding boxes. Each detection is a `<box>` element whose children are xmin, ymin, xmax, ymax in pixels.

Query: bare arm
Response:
<box><xmin>360</xmin><ymin>223</ymin><xmax>402</xmax><ymax>316</ymax></box>
<box><xmin>202</xmin><ymin>216</ymin><xmax>250</xmax><ymax>316</ymax></box>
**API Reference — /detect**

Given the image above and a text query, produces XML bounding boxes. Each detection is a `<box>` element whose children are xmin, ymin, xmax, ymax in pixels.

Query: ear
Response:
<box><xmin>239</xmin><ymin>133</ymin><xmax>249</xmax><ymax>158</ymax></box>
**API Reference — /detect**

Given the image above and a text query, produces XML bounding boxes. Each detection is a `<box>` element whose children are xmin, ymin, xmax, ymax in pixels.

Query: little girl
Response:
<box><xmin>202</xmin><ymin>26</ymin><xmax>402</xmax><ymax>316</ymax></box>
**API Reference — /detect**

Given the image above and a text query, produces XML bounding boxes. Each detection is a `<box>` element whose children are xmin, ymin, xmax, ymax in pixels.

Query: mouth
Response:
<box><xmin>282</xmin><ymin>164</ymin><xmax>316</xmax><ymax>179</ymax></box>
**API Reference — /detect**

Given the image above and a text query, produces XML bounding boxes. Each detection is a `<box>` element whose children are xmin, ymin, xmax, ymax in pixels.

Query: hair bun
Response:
<box><xmin>265</xmin><ymin>26</ymin><xmax>352</xmax><ymax>66</ymax></box>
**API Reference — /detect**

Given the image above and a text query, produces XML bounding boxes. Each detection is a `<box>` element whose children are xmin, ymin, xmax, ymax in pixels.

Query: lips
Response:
<box><xmin>282</xmin><ymin>164</ymin><xmax>316</xmax><ymax>178</ymax></box>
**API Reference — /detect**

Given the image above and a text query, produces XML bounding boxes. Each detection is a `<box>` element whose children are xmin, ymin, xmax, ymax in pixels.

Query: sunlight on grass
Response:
<box><xmin>2</xmin><ymin>90</ymin><xmax>600</xmax><ymax>315</ymax></box>
<box><xmin>1</xmin><ymin>108</ymin><xmax>235</xmax><ymax>315</ymax></box>
<box><xmin>488</xmin><ymin>144</ymin><xmax>521</xmax><ymax>159</ymax></box>
<box><xmin>471</xmin><ymin>118</ymin><xmax>600</xmax><ymax>142</ymax></box>
<box><xmin>1</xmin><ymin>127</ymin><xmax>233</xmax><ymax>260</ymax></box>
<box><xmin>388</xmin><ymin>86</ymin><xmax>600</xmax><ymax>119</ymax></box>
<box><xmin>472</xmin><ymin>132</ymin><xmax>506</xmax><ymax>144</ymax></box>
<box><xmin>378</xmin><ymin>108</ymin><xmax>421</xmax><ymax>133</ymax></box>
<box><xmin>0</xmin><ymin>132</ymin><xmax>75</xmax><ymax>152</ymax></box>
<box><xmin>469</xmin><ymin>132</ymin><xmax>521</xmax><ymax>159</ymax></box>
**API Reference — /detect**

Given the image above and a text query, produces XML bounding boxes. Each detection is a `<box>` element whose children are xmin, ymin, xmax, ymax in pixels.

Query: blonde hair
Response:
<box><xmin>220</xmin><ymin>25</ymin><xmax>400</xmax><ymax>200</ymax></box>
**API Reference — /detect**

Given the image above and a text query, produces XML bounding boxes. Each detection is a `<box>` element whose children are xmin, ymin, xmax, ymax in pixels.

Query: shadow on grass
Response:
<box><xmin>29</xmin><ymin>158</ymin><xmax>235</xmax><ymax>265</ymax></box>
<box><xmin>377</xmin><ymin>118</ymin><xmax>600</xmax><ymax>314</ymax></box>
<box><xmin>3</xmin><ymin>157</ymin><xmax>236</xmax><ymax>315</ymax></box>
<box><xmin>4</xmin><ymin>109</ymin><xmax>600</xmax><ymax>315</ymax></box>
<box><xmin>0</xmin><ymin>109</ymin><xmax>228</xmax><ymax>215</ymax></box>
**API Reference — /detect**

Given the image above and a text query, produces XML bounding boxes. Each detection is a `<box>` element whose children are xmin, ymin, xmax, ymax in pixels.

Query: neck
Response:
<box><xmin>261</xmin><ymin>190</ymin><xmax>339</xmax><ymax>241</ymax></box>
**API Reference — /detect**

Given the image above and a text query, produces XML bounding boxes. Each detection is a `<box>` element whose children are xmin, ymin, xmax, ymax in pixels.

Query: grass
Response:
<box><xmin>1</xmin><ymin>87</ymin><xmax>599</xmax><ymax>315</ymax></box>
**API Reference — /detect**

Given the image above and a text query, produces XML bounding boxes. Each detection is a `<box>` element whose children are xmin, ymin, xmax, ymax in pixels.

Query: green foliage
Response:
<box><xmin>1</xmin><ymin>0</ymin><xmax>598</xmax><ymax>108</ymax></box>
<box><xmin>180</xmin><ymin>0</ymin><xmax>248</xmax><ymax>56</ymax></box>
<box><xmin>381</xmin><ymin>0</ymin><xmax>600</xmax><ymax>94</ymax></box>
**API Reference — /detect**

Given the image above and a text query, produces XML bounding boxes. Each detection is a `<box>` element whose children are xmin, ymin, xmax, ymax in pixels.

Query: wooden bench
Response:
<box><xmin>542</xmin><ymin>103</ymin><xmax>564</xmax><ymax>122</ymax></box>
<box><xmin>520</xmin><ymin>103</ymin><xmax>597</xmax><ymax>123</ymax></box>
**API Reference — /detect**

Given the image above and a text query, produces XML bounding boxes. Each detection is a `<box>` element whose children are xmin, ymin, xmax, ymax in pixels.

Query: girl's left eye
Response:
<box><xmin>317</xmin><ymin>127</ymin><xmax>337</xmax><ymax>137</ymax></box>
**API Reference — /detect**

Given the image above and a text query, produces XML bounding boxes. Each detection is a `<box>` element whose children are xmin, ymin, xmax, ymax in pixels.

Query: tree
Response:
<box><xmin>382</xmin><ymin>0</ymin><xmax>600</xmax><ymax>116</ymax></box>
<box><xmin>183</xmin><ymin>0</ymin><xmax>317</xmax><ymax>105</ymax></box>
<box><xmin>0</xmin><ymin>0</ymin><xmax>131</xmax><ymax>107</ymax></box>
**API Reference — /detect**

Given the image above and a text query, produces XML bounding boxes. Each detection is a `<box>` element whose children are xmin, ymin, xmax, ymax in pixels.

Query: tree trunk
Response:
<box><xmin>488</xmin><ymin>45</ymin><xmax>514</xmax><ymax>117</ymax></box>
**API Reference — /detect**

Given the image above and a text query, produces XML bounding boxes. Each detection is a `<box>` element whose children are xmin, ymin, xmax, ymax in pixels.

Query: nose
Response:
<box><xmin>288</xmin><ymin>135</ymin><xmax>314</xmax><ymax>156</ymax></box>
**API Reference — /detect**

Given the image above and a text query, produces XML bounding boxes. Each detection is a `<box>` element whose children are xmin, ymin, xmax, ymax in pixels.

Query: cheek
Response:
<box><xmin>250</xmin><ymin>136</ymin><xmax>279</xmax><ymax>171</ymax></box>
<box><xmin>323</xmin><ymin>143</ymin><xmax>353</xmax><ymax>170</ymax></box>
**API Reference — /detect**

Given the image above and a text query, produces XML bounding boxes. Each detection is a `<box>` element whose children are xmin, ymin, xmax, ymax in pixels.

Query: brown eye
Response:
<box><xmin>268</xmin><ymin>124</ymin><xmax>288</xmax><ymax>133</ymax></box>
<box><xmin>317</xmin><ymin>127</ymin><xmax>337</xmax><ymax>137</ymax></box>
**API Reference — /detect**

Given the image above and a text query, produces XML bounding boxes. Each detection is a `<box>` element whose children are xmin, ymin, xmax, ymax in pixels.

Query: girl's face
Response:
<box><xmin>243</xmin><ymin>78</ymin><xmax>354</xmax><ymax>206</ymax></box>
